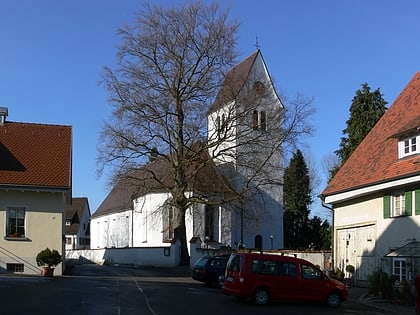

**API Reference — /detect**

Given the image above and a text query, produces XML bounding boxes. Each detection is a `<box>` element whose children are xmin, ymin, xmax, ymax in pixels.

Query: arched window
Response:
<box><xmin>205</xmin><ymin>205</ymin><xmax>215</xmax><ymax>241</ymax></box>
<box><xmin>252</xmin><ymin>110</ymin><xmax>267</xmax><ymax>131</ymax></box>
<box><xmin>253</xmin><ymin>110</ymin><xmax>259</xmax><ymax>130</ymax></box>
<box><xmin>254</xmin><ymin>234</ymin><xmax>263</xmax><ymax>250</ymax></box>
<box><xmin>260</xmin><ymin>111</ymin><xmax>267</xmax><ymax>131</ymax></box>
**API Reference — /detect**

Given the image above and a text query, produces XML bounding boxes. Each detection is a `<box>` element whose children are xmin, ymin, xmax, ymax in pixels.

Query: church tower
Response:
<box><xmin>207</xmin><ymin>50</ymin><xmax>284</xmax><ymax>250</ymax></box>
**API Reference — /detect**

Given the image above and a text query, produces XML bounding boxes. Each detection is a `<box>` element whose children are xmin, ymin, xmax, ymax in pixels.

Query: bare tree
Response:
<box><xmin>99</xmin><ymin>1</ymin><xmax>314</xmax><ymax>265</ymax></box>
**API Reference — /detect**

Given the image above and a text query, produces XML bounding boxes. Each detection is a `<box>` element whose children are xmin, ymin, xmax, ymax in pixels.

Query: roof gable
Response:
<box><xmin>323</xmin><ymin>72</ymin><xmax>420</xmax><ymax>197</ymax></box>
<box><xmin>209</xmin><ymin>50</ymin><xmax>259</xmax><ymax>112</ymax></box>
<box><xmin>0</xmin><ymin>121</ymin><xmax>72</xmax><ymax>189</ymax></box>
<box><xmin>209</xmin><ymin>49</ymin><xmax>283</xmax><ymax>116</ymax></box>
<box><xmin>65</xmin><ymin>197</ymin><xmax>90</xmax><ymax>235</ymax></box>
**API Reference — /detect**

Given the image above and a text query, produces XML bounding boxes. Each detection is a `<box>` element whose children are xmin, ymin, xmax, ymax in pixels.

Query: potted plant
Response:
<box><xmin>36</xmin><ymin>248</ymin><xmax>62</xmax><ymax>277</ymax></box>
<box><xmin>345</xmin><ymin>265</ymin><xmax>355</xmax><ymax>287</ymax></box>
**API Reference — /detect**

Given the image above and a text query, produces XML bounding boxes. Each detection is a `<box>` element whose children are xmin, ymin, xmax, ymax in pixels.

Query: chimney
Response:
<box><xmin>0</xmin><ymin>107</ymin><xmax>8</xmax><ymax>125</ymax></box>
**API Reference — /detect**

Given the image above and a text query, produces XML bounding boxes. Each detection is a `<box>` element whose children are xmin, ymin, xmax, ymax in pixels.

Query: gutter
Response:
<box><xmin>320</xmin><ymin>196</ymin><xmax>335</xmax><ymax>272</ymax></box>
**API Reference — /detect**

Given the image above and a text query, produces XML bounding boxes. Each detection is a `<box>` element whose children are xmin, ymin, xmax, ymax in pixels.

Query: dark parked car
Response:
<box><xmin>192</xmin><ymin>255</ymin><xmax>229</xmax><ymax>287</ymax></box>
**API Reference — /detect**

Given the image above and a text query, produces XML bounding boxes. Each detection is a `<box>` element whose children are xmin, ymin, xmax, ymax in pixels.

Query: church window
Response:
<box><xmin>205</xmin><ymin>205</ymin><xmax>215</xmax><ymax>241</ymax></box>
<box><xmin>253</xmin><ymin>110</ymin><xmax>259</xmax><ymax>130</ymax></box>
<box><xmin>260</xmin><ymin>111</ymin><xmax>267</xmax><ymax>131</ymax></box>
<box><xmin>252</xmin><ymin>110</ymin><xmax>267</xmax><ymax>131</ymax></box>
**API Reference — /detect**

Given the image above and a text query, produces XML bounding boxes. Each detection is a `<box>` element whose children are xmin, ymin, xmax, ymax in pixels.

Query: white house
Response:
<box><xmin>91</xmin><ymin>50</ymin><xmax>284</xmax><ymax>258</ymax></box>
<box><xmin>321</xmin><ymin>72</ymin><xmax>420</xmax><ymax>286</ymax></box>
<box><xmin>64</xmin><ymin>197</ymin><xmax>91</xmax><ymax>250</ymax></box>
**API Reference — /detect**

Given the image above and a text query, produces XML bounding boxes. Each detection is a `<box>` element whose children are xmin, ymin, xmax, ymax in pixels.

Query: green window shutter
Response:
<box><xmin>415</xmin><ymin>190</ymin><xmax>420</xmax><ymax>215</ymax></box>
<box><xmin>405</xmin><ymin>191</ymin><xmax>412</xmax><ymax>216</ymax></box>
<box><xmin>383</xmin><ymin>195</ymin><xmax>391</xmax><ymax>219</ymax></box>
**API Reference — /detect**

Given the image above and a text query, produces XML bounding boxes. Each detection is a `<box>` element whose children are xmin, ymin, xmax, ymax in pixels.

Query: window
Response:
<box><xmin>7</xmin><ymin>263</ymin><xmax>24</xmax><ymax>272</ymax></box>
<box><xmin>398</xmin><ymin>136</ymin><xmax>420</xmax><ymax>158</ymax></box>
<box><xmin>205</xmin><ymin>205</ymin><xmax>215</xmax><ymax>241</ymax></box>
<box><xmin>278</xmin><ymin>262</ymin><xmax>297</xmax><ymax>277</ymax></box>
<box><xmin>252</xmin><ymin>259</ymin><xmax>277</xmax><ymax>275</ymax></box>
<box><xmin>163</xmin><ymin>204</ymin><xmax>175</xmax><ymax>241</ymax></box>
<box><xmin>393</xmin><ymin>193</ymin><xmax>406</xmax><ymax>217</ymax></box>
<box><xmin>253</xmin><ymin>110</ymin><xmax>259</xmax><ymax>130</ymax></box>
<box><xmin>252</xmin><ymin>110</ymin><xmax>267</xmax><ymax>131</ymax></box>
<box><xmin>260</xmin><ymin>111</ymin><xmax>267</xmax><ymax>131</ymax></box>
<box><xmin>216</xmin><ymin>114</ymin><xmax>227</xmax><ymax>138</ymax></box>
<box><xmin>383</xmin><ymin>191</ymin><xmax>416</xmax><ymax>218</ymax></box>
<box><xmin>7</xmin><ymin>207</ymin><xmax>25</xmax><ymax>238</ymax></box>
<box><xmin>393</xmin><ymin>258</ymin><xmax>406</xmax><ymax>282</ymax></box>
<box><xmin>301</xmin><ymin>264</ymin><xmax>323</xmax><ymax>280</ymax></box>
<box><xmin>251</xmin><ymin>259</ymin><xmax>297</xmax><ymax>277</ymax></box>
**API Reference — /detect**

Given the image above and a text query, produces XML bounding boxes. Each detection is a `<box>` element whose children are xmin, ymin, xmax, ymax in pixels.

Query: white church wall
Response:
<box><xmin>133</xmin><ymin>192</ymin><xmax>170</xmax><ymax>246</ymax></box>
<box><xmin>90</xmin><ymin>210</ymin><xmax>131</xmax><ymax>249</ymax></box>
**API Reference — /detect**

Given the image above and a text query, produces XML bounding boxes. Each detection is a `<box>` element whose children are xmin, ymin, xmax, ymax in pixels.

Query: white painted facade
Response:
<box><xmin>326</xmin><ymin>180</ymin><xmax>420</xmax><ymax>285</ymax></box>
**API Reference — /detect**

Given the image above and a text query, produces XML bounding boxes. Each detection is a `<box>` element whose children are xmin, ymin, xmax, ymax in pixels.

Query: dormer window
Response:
<box><xmin>398</xmin><ymin>135</ymin><xmax>420</xmax><ymax>158</ymax></box>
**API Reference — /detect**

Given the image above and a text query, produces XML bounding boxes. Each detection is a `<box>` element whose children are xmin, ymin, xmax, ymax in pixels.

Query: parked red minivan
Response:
<box><xmin>223</xmin><ymin>252</ymin><xmax>348</xmax><ymax>307</ymax></box>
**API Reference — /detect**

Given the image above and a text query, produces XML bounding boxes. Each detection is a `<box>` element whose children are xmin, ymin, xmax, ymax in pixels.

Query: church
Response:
<box><xmin>90</xmin><ymin>50</ymin><xmax>284</xmax><ymax>255</ymax></box>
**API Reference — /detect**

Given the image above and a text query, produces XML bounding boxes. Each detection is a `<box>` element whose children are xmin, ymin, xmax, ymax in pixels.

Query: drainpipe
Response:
<box><xmin>320</xmin><ymin>196</ymin><xmax>334</xmax><ymax>274</ymax></box>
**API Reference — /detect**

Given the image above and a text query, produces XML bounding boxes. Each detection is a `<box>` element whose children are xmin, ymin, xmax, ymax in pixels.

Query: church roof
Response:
<box><xmin>322</xmin><ymin>72</ymin><xmax>420</xmax><ymax>198</ymax></box>
<box><xmin>92</xmin><ymin>152</ymin><xmax>236</xmax><ymax>218</ymax></box>
<box><xmin>209</xmin><ymin>50</ymin><xmax>260</xmax><ymax>113</ymax></box>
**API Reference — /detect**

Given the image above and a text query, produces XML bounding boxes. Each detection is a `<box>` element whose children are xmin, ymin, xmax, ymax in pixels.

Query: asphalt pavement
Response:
<box><xmin>1</xmin><ymin>264</ymin><xmax>418</xmax><ymax>314</ymax></box>
<box><xmin>347</xmin><ymin>286</ymin><xmax>417</xmax><ymax>315</ymax></box>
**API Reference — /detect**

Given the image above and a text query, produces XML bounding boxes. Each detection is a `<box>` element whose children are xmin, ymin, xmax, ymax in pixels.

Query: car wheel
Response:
<box><xmin>327</xmin><ymin>291</ymin><xmax>341</xmax><ymax>307</ymax></box>
<box><xmin>254</xmin><ymin>288</ymin><xmax>270</xmax><ymax>305</ymax></box>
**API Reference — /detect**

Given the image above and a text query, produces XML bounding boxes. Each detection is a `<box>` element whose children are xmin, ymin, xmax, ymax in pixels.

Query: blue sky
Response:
<box><xmin>1</xmin><ymin>1</ymin><xmax>419</xmax><ymax>218</ymax></box>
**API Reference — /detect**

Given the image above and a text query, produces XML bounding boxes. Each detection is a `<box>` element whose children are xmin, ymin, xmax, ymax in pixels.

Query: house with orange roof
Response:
<box><xmin>0</xmin><ymin>108</ymin><xmax>72</xmax><ymax>275</ymax></box>
<box><xmin>64</xmin><ymin>197</ymin><xmax>91</xmax><ymax>250</ymax></box>
<box><xmin>91</xmin><ymin>50</ymin><xmax>284</xmax><ymax>262</ymax></box>
<box><xmin>321</xmin><ymin>73</ymin><xmax>420</xmax><ymax>286</ymax></box>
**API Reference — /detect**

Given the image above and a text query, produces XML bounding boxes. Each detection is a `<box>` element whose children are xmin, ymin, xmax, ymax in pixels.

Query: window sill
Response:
<box><xmin>4</xmin><ymin>236</ymin><xmax>31</xmax><ymax>242</ymax></box>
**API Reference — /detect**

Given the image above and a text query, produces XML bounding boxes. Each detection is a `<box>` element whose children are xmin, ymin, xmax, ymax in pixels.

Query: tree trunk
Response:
<box><xmin>174</xmin><ymin>209</ymin><xmax>190</xmax><ymax>266</ymax></box>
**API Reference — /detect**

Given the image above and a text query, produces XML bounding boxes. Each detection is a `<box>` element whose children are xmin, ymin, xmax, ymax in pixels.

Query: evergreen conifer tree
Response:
<box><xmin>330</xmin><ymin>83</ymin><xmax>387</xmax><ymax>179</ymax></box>
<box><xmin>283</xmin><ymin>150</ymin><xmax>312</xmax><ymax>249</ymax></box>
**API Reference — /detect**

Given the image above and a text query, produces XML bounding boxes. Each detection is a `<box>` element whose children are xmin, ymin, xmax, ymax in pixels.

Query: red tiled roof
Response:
<box><xmin>323</xmin><ymin>72</ymin><xmax>420</xmax><ymax>197</ymax></box>
<box><xmin>0</xmin><ymin>121</ymin><xmax>72</xmax><ymax>189</ymax></box>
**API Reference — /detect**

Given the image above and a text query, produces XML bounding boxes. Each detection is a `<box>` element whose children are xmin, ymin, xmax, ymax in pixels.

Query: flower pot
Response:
<box><xmin>42</xmin><ymin>267</ymin><xmax>54</xmax><ymax>277</ymax></box>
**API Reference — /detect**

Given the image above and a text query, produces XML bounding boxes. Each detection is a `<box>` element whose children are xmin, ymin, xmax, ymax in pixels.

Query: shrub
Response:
<box><xmin>36</xmin><ymin>248</ymin><xmax>62</xmax><ymax>268</ymax></box>
<box><xmin>346</xmin><ymin>264</ymin><xmax>355</xmax><ymax>274</ymax></box>
<box><xmin>368</xmin><ymin>270</ymin><xmax>390</xmax><ymax>299</ymax></box>
<box><xmin>332</xmin><ymin>268</ymin><xmax>345</xmax><ymax>282</ymax></box>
